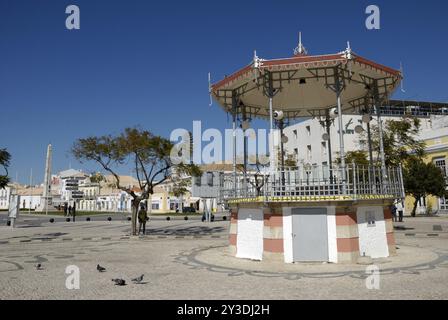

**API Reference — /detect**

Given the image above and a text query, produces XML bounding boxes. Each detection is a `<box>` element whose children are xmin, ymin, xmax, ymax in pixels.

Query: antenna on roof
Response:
<box><xmin>253</xmin><ymin>50</ymin><xmax>261</xmax><ymax>84</ymax></box>
<box><xmin>208</xmin><ymin>72</ymin><xmax>213</xmax><ymax>107</ymax></box>
<box><xmin>294</xmin><ymin>32</ymin><xmax>308</xmax><ymax>56</ymax></box>
<box><xmin>344</xmin><ymin>41</ymin><xmax>353</xmax><ymax>60</ymax></box>
<box><xmin>399</xmin><ymin>62</ymin><xmax>406</xmax><ymax>93</ymax></box>
<box><xmin>344</xmin><ymin>41</ymin><xmax>354</xmax><ymax>77</ymax></box>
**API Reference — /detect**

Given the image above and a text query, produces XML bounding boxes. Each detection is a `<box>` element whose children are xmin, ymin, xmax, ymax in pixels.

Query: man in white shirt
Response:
<box><xmin>396</xmin><ymin>200</ymin><xmax>404</xmax><ymax>222</ymax></box>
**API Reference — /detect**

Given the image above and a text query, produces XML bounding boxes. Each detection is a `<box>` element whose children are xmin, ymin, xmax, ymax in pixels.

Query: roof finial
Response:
<box><xmin>294</xmin><ymin>32</ymin><xmax>308</xmax><ymax>56</ymax></box>
<box><xmin>344</xmin><ymin>41</ymin><xmax>353</xmax><ymax>60</ymax></box>
<box><xmin>253</xmin><ymin>50</ymin><xmax>262</xmax><ymax>68</ymax></box>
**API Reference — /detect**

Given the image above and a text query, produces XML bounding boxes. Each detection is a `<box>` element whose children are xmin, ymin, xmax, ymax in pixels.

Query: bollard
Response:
<box><xmin>166</xmin><ymin>217</ymin><xmax>171</xmax><ymax>221</ymax></box>
<box><xmin>49</xmin><ymin>218</ymin><xmax>55</xmax><ymax>223</ymax></box>
<box><xmin>184</xmin><ymin>216</ymin><xmax>189</xmax><ymax>221</ymax></box>
<box><xmin>223</xmin><ymin>216</ymin><xmax>227</xmax><ymax>221</ymax></box>
<box><xmin>127</xmin><ymin>217</ymin><xmax>131</xmax><ymax>222</ymax></box>
<box><xmin>107</xmin><ymin>217</ymin><xmax>112</xmax><ymax>222</ymax></box>
<box><xmin>6</xmin><ymin>220</ymin><xmax>11</xmax><ymax>226</ymax></box>
<box><xmin>86</xmin><ymin>217</ymin><xmax>91</xmax><ymax>222</ymax></box>
<box><xmin>66</xmin><ymin>218</ymin><xmax>71</xmax><ymax>222</ymax></box>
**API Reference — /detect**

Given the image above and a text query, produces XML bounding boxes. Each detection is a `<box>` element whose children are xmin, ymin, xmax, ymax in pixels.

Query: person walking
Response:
<box><xmin>63</xmin><ymin>203</ymin><xmax>68</xmax><ymax>217</ymax></box>
<box><xmin>396</xmin><ymin>200</ymin><xmax>404</xmax><ymax>223</ymax></box>
<box><xmin>138</xmin><ymin>203</ymin><xmax>148</xmax><ymax>236</ymax></box>
<box><xmin>391</xmin><ymin>203</ymin><xmax>398</xmax><ymax>222</ymax></box>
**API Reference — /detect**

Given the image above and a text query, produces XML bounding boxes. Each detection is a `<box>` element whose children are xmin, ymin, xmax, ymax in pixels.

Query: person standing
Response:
<box><xmin>64</xmin><ymin>203</ymin><xmax>68</xmax><ymax>216</ymax></box>
<box><xmin>391</xmin><ymin>203</ymin><xmax>397</xmax><ymax>222</ymax></box>
<box><xmin>396</xmin><ymin>200</ymin><xmax>404</xmax><ymax>223</ymax></box>
<box><xmin>138</xmin><ymin>203</ymin><xmax>148</xmax><ymax>236</ymax></box>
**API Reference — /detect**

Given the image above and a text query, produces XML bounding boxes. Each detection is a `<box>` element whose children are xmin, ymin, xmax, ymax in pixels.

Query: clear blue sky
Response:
<box><xmin>1</xmin><ymin>0</ymin><xmax>447</xmax><ymax>184</ymax></box>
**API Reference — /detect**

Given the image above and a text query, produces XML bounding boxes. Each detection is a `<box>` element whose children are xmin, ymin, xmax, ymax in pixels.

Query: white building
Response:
<box><xmin>0</xmin><ymin>186</ymin><xmax>11</xmax><ymax>210</ymax></box>
<box><xmin>283</xmin><ymin>115</ymin><xmax>433</xmax><ymax>167</ymax></box>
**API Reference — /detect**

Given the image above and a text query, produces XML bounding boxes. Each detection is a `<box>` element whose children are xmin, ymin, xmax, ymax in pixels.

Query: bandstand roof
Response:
<box><xmin>211</xmin><ymin>48</ymin><xmax>402</xmax><ymax>120</ymax></box>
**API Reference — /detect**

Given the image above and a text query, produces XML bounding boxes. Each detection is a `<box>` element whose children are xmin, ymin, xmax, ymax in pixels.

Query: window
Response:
<box><xmin>440</xmin><ymin>198</ymin><xmax>448</xmax><ymax>211</ymax></box>
<box><xmin>434</xmin><ymin>158</ymin><xmax>447</xmax><ymax>177</ymax></box>
<box><xmin>293</xmin><ymin>130</ymin><xmax>298</xmax><ymax>140</ymax></box>
<box><xmin>307</xmin><ymin>145</ymin><xmax>312</xmax><ymax>160</ymax></box>
<box><xmin>207</xmin><ymin>172</ymin><xmax>214</xmax><ymax>186</ymax></box>
<box><xmin>306</xmin><ymin>126</ymin><xmax>311</xmax><ymax>137</ymax></box>
<box><xmin>152</xmin><ymin>203</ymin><xmax>160</xmax><ymax>210</ymax></box>
<box><xmin>321</xmin><ymin>142</ymin><xmax>327</xmax><ymax>155</ymax></box>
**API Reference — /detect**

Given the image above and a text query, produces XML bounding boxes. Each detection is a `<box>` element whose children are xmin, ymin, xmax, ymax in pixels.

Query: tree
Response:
<box><xmin>0</xmin><ymin>149</ymin><xmax>11</xmax><ymax>189</ymax></box>
<box><xmin>171</xmin><ymin>177</ymin><xmax>190</xmax><ymax>212</ymax></box>
<box><xmin>90</xmin><ymin>172</ymin><xmax>105</xmax><ymax>184</ymax></box>
<box><xmin>89</xmin><ymin>172</ymin><xmax>105</xmax><ymax>209</ymax></box>
<box><xmin>368</xmin><ymin>117</ymin><xmax>426</xmax><ymax>167</ymax></box>
<box><xmin>237</xmin><ymin>155</ymin><xmax>269</xmax><ymax>197</ymax></box>
<box><xmin>403</xmin><ymin>160</ymin><xmax>446</xmax><ymax>217</ymax></box>
<box><xmin>72</xmin><ymin>128</ymin><xmax>201</xmax><ymax>235</ymax></box>
<box><xmin>336</xmin><ymin>151</ymin><xmax>370</xmax><ymax>167</ymax></box>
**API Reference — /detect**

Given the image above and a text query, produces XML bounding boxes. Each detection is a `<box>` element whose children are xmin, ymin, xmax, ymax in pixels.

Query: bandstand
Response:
<box><xmin>211</xmin><ymin>37</ymin><xmax>404</xmax><ymax>264</ymax></box>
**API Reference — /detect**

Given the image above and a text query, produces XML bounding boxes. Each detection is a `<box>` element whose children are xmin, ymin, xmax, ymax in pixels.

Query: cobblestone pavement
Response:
<box><xmin>0</xmin><ymin>217</ymin><xmax>447</xmax><ymax>300</ymax></box>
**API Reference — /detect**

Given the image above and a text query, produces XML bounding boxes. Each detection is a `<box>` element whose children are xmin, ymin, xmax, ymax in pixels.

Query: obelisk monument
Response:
<box><xmin>38</xmin><ymin>144</ymin><xmax>52</xmax><ymax>212</ymax></box>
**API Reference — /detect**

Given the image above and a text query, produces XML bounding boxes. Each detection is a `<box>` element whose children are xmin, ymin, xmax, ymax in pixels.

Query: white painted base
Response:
<box><xmin>236</xmin><ymin>208</ymin><xmax>264</xmax><ymax>261</ymax></box>
<box><xmin>357</xmin><ymin>206</ymin><xmax>389</xmax><ymax>259</ymax></box>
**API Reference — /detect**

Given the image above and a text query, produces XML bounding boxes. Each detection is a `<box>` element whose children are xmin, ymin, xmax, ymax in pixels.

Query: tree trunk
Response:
<box><xmin>131</xmin><ymin>200</ymin><xmax>139</xmax><ymax>236</ymax></box>
<box><xmin>411</xmin><ymin>197</ymin><xmax>420</xmax><ymax>217</ymax></box>
<box><xmin>179</xmin><ymin>194</ymin><xmax>183</xmax><ymax>213</ymax></box>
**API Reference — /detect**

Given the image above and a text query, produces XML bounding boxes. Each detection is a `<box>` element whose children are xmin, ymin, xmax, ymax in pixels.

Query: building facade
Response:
<box><xmin>283</xmin><ymin>115</ymin><xmax>446</xmax><ymax>215</ymax></box>
<box><xmin>283</xmin><ymin>115</ymin><xmax>432</xmax><ymax>168</ymax></box>
<box><xmin>0</xmin><ymin>186</ymin><xmax>11</xmax><ymax>210</ymax></box>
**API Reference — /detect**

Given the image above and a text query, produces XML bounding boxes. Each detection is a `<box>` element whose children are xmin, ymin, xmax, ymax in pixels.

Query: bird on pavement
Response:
<box><xmin>131</xmin><ymin>274</ymin><xmax>144</xmax><ymax>284</ymax></box>
<box><xmin>97</xmin><ymin>264</ymin><xmax>106</xmax><ymax>272</ymax></box>
<box><xmin>112</xmin><ymin>278</ymin><xmax>126</xmax><ymax>286</ymax></box>
<box><xmin>35</xmin><ymin>264</ymin><xmax>43</xmax><ymax>270</ymax></box>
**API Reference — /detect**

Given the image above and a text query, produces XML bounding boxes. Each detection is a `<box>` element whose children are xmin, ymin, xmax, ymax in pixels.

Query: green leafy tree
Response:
<box><xmin>368</xmin><ymin>117</ymin><xmax>426</xmax><ymax>167</ymax></box>
<box><xmin>403</xmin><ymin>160</ymin><xmax>446</xmax><ymax>217</ymax></box>
<box><xmin>90</xmin><ymin>172</ymin><xmax>105</xmax><ymax>184</ymax></box>
<box><xmin>0</xmin><ymin>149</ymin><xmax>11</xmax><ymax>189</ymax></box>
<box><xmin>72</xmin><ymin>128</ymin><xmax>201</xmax><ymax>235</ymax></box>
<box><xmin>336</xmin><ymin>151</ymin><xmax>370</xmax><ymax>167</ymax></box>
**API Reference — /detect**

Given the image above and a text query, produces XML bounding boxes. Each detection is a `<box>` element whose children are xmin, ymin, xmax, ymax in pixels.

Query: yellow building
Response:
<box><xmin>404</xmin><ymin>126</ymin><xmax>448</xmax><ymax>214</ymax></box>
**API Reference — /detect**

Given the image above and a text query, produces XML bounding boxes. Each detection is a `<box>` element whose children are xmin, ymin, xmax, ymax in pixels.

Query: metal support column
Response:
<box><xmin>265</xmin><ymin>71</ymin><xmax>277</xmax><ymax>173</ymax></box>
<box><xmin>242</xmin><ymin>106</ymin><xmax>248</xmax><ymax>197</ymax></box>
<box><xmin>231</xmin><ymin>92</ymin><xmax>238</xmax><ymax>198</ymax></box>
<box><xmin>324</xmin><ymin>115</ymin><xmax>334</xmax><ymax>185</ymax></box>
<box><xmin>373</xmin><ymin>82</ymin><xmax>388</xmax><ymax>181</ymax></box>
<box><xmin>334</xmin><ymin>69</ymin><xmax>347</xmax><ymax>193</ymax></box>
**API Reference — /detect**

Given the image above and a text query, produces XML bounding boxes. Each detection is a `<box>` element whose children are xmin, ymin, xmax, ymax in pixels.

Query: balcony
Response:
<box><xmin>219</xmin><ymin>165</ymin><xmax>405</xmax><ymax>204</ymax></box>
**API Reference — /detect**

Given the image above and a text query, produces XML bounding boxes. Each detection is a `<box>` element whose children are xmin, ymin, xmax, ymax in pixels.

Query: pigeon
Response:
<box><xmin>131</xmin><ymin>274</ymin><xmax>144</xmax><ymax>284</ymax></box>
<box><xmin>112</xmin><ymin>278</ymin><xmax>126</xmax><ymax>286</ymax></box>
<box><xmin>35</xmin><ymin>264</ymin><xmax>43</xmax><ymax>270</ymax></box>
<box><xmin>97</xmin><ymin>264</ymin><xmax>106</xmax><ymax>272</ymax></box>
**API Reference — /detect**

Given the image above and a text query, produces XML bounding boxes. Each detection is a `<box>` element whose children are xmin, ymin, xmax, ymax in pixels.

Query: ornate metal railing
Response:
<box><xmin>219</xmin><ymin>165</ymin><xmax>405</xmax><ymax>204</ymax></box>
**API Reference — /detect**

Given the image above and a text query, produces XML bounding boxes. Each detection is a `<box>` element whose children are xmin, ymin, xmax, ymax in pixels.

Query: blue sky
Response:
<box><xmin>1</xmin><ymin>0</ymin><xmax>448</xmax><ymax>184</ymax></box>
